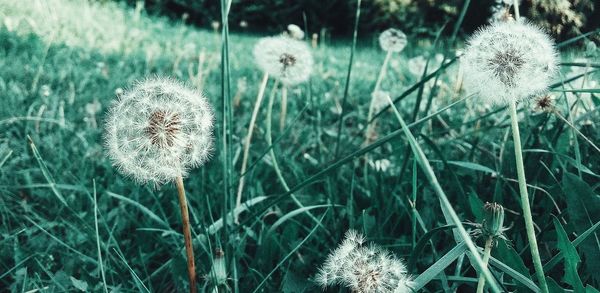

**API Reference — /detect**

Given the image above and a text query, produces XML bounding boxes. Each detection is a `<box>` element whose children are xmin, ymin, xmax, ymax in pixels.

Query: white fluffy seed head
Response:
<box><xmin>287</xmin><ymin>24</ymin><xmax>305</xmax><ymax>40</ymax></box>
<box><xmin>379</xmin><ymin>28</ymin><xmax>408</xmax><ymax>53</ymax></box>
<box><xmin>462</xmin><ymin>21</ymin><xmax>558</xmax><ymax>106</ymax></box>
<box><xmin>253</xmin><ymin>35</ymin><xmax>313</xmax><ymax>85</ymax></box>
<box><xmin>104</xmin><ymin>77</ymin><xmax>214</xmax><ymax>185</ymax></box>
<box><xmin>316</xmin><ymin>230</ymin><xmax>412</xmax><ymax>293</ymax></box>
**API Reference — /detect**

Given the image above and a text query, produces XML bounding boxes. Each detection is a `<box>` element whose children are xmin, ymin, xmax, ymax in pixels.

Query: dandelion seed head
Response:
<box><xmin>104</xmin><ymin>77</ymin><xmax>214</xmax><ymax>185</ymax></box>
<box><xmin>379</xmin><ymin>28</ymin><xmax>408</xmax><ymax>53</ymax></box>
<box><xmin>316</xmin><ymin>230</ymin><xmax>412</xmax><ymax>293</ymax></box>
<box><xmin>462</xmin><ymin>21</ymin><xmax>558</xmax><ymax>106</ymax></box>
<box><xmin>287</xmin><ymin>24</ymin><xmax>305</xmax><ymax>40</ymax></box>
<box><xmin>253</xmin><ymin>36</ymin><xmax>313</xmax><ymax>85</ymax></box>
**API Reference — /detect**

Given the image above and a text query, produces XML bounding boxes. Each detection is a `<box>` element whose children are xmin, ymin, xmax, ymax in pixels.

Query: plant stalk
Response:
<box><xmin>279</xmin><ymin>86</ymin><xmax>287</xmax><ymax>132</ymax></box>
<box><xmin>175</xmin><ymin>175</ymin><xmax>197</xmax><ymax>293</ymax></box>
<box><xmin>235</xmin><ymin>72</ymin><xmax>269</xmax><ymax>221</ymax></box>
<box><xmin>508</xmin><ymin>101</ymin><xmax>548</xmax><ymax>293</ymax></box>
<box><xmin>476</xmin><ymin>237</ymin><xmax>494</xmax><ymax>293</ymax></box>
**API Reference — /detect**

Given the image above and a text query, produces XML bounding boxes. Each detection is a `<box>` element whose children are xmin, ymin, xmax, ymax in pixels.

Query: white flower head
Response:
<box><xmin>287</xmin><ymin>24</ymin><xmax>305</xmax><ymax>40</ymax></box>
<box><xmin>462</xmin><ymin>21</ymin><xmax>558</xmax><ymax>106</ymax></box>
<box><xmin>379</xmin><ymin>28</ymin><xmax>408</xmax><ymax>53</ymax></box>
<box><xmin>316</xmin><ymin>230</ymin><xmax>413</xmax><ymax>293</ymax></box>
<box><xmin>104</xmin><ymin>77</ymin><xmax>214</xmax><ymax>185</ymax></box>
<box><xmin>253</xmin><ymin>36</ymin><xmax>313</xmax><ymax>85</ymax></box>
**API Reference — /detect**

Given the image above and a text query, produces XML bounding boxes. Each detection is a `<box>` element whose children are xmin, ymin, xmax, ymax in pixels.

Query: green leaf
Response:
<box><xmin>468</xmin><ymin>193</ymin><xmax>485</xmax><ymax>221</ymax></box>
<box><xmin>587</xmin><ymin>286</ymin><xmax>600</xmax><ymax>293</ymax></box>
<box><xmin>70</xmin><ymin>276</ymin><xmax>88</xmax><ymax>291</ymax></box>
<box><xmin>488</xmin><ymin>256</ymin><xmax>540</xmax><ymax>292</ymax></box>
<box><xmin>562</xmin><ymin>172</ymin><xmax>600</xmax><ymax>283</ymax></box>
<box><xmin>552</xmin><ymin>216</ymin><xmax>584</xmax><ymax>291</ymax></box>
<box><xmin>447</xmin><ymin>160</ymin><xmax>497</xmax><ymax>175</ymax></box>
<box><xmin>494</xmin><ymin>240</ymin><xmax>530</xmax><ymax>278</ymax></box>
<box><xmin>544</xmin><ymin>220</ymin><xmax>600</xmax><ymax>271</ymax></box>
<box><xmin>547</xmin><ymin>276</ymin><xmax>566</xmax><ymax>293</ymax></box>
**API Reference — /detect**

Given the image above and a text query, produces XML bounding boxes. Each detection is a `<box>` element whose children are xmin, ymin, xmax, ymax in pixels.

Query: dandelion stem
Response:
<box><xmin>513</xmin><ymin>0</ymin><xmax>520</xmax><ymax>20</ymax></box>
<box><xmin>476</xmin><ymin>237</ymin><xmax>494</xmax><ymax>293</ymax></box>
<box><xmin>235</xmin><ymin>72</ymin><xmax>269</xmax><ymax>221</ymax></box>
<box><xmin>175</xmin><ymin>175</ymin><xmax>197</xmax><ymax>293</ymax></box>
<box><xmin>508</xmin><ymin>101</ymin><xmax>549</xmax><ymax>293</ymax></box>
<box><xmin>279</xmin><ymin>86</ymin><xmax>287</xmax><ymax>132</ymax></box>
<box><xmin>365</xmin><ymin>50</ymin><xmax>393</xmax><ymax>145</ymax></box>
<box><xmin>384</xmin><ymin>95</ymin><xmax>501</xmax><ymax>292</ymax></box>
<box><xmin>363</xmin><ymin>51</ymin><xmax>393</xmax><ymax>181</ymax></box>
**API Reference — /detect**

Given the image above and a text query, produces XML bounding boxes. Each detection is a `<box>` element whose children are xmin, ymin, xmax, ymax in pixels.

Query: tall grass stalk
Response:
<box><xmin>175</xmin><ymin>176</ymin><xmax>197</xmax><ymax>293</ymax></box>
<box><xmin>235</xmin><ymin>72</ymin><xmax>269</xmax><ymax>221</ymax></box>
<box><xmin>334</xmin><ymin>0</ymin><xmax>361</xmax><ymax>157</ymax></box>
<box><xmin>508</xmin><ymin>101</ymin><xmax>549</xmax><ymax>293</ymax></box>
<box><xmin>384</xmin><ymin>95</ymin><xmax>501</xmax><ymax>293</ymax></box>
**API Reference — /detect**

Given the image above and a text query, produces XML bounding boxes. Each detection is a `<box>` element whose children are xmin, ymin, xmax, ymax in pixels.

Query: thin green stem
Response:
<box><xmin>385</xmin><ymin>95</ymin><xmax>501</xmax><ymax>292</ymax></box>
<box><xmin>476</xmin><ymin>237</ymin><xmax>494</xmax><ymax>293</ymax></box>
<box><xmin>279</xmin><ymin>86</ymin><xmax>287</xmax><ymax>132</ymax></box>
<box><xmin>508</xmin><ymin>101</ymin><xmax>549</xmax><ymax>293</ymax></box>
<box><xmin>411</xmin><ymin>159</ymin><xmax>418</xmax><ymax>249</ymax></box>
<box><xmin>235</xmin><ymin>72</ymin><xmax>269</xmax><ymax>222</ymax></box>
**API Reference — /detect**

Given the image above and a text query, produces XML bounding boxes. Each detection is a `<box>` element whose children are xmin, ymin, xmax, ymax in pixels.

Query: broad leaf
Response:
<box><xmin>553</xmin><ymin>216</ymin><xmax>584</xmax><ymax>291</ymax></box>
<box><xmin>562</xmin><ymin>172</ymin><xmax>600</xmax><ymax>283</ymax></box>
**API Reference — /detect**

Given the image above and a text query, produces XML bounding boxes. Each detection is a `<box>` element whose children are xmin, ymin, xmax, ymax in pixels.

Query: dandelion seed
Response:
<box><xmin>253</xmin><ymin>35</ymin><xmax>313</xmax><ymax>85</ymax></box>
<box><xmin>461</xmin><ymin>21</ymin><xmax>558</xmax><ymax>106</ymax></box>
<box><xmin>379</xmin><ymin>28</ymin><xmax>407</xmax><ymax>53</ymax></box>
<box><xmin>316</xmin><ymin>230</ymin><xmax>412</xmax><ymax>293</ymax></box>
<box><xmin>104</xmin><ymin>77</ymin><xmax>213</xmax><ymax>185</ymax></box>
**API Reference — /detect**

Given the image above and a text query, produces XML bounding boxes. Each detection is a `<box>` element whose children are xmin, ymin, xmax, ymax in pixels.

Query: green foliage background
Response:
<box><xmin>0</xmin><ymin>0</ymin><xmax>599</xmax><ymax>292</ymax></box>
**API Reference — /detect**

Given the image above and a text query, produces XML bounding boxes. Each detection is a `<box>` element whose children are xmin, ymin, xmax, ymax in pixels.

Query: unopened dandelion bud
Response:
<box><xmin>483</xmin><ymin>202</ymin><xmax>505</xmax><ymax>239</ymax></box>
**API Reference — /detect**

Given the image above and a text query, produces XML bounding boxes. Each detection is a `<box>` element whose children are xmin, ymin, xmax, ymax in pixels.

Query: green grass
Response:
<box><xmin>1</xmin><ymin>0</ymin><xmax>599</xmax><ymax>292</ymax></box>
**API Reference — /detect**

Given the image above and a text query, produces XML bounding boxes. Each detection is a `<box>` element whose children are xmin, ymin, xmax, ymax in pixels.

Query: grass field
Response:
<box><xmin>1</xmin><ymin>0</ymin><xmax>599</xmax><ymax>292</ymax></box>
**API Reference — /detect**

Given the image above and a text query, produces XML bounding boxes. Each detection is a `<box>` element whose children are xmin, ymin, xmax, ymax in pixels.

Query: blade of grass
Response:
<box><xmin>106</xmin><ymin>191</ymin><xmax>170</xmax><ymax>229</ymax></box>
<box><xmin>27</xmin><ymin>135</ymin><xmax>67</xmax><ymax>207</ymax></box>
<box><xmin>412</xmin><ymin>242</ymin><xmax>467</xmax><ymax>291</ymax></box>
<box><xmin>384</xmin><ymin>95</ymin><xmax>501</xmax><ymax>292</ymax></box>
<box><xmin>113</xmin><ymin>248</ymin><xmax>151</xmax><ymax>293</ymax></box>
<box><xmin>333</xmin><ymin>0</ymin><xmax>361</xmax><ymax>158</ymax></box>
<box><xmin>93</xmin><ymin>180</ymin><xmax>109</xmax><ymax>293</ymax></box>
